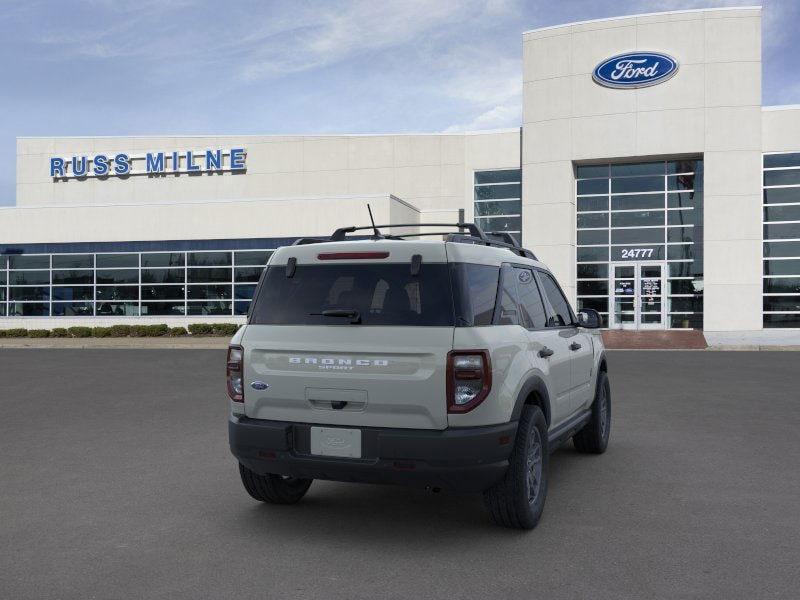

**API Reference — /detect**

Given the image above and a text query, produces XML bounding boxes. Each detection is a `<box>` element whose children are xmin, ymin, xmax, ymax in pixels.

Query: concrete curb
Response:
<box><xmin>0</xmin><ymin>338</ymin><xmax>230</xmax><ymax>349</ymax></box>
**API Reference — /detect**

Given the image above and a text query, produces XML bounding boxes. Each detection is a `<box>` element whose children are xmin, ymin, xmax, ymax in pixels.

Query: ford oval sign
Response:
<box><xmin>593</xmin><ymin>52</ymin><xmax>678</xmax><ymax>89</ymax></box>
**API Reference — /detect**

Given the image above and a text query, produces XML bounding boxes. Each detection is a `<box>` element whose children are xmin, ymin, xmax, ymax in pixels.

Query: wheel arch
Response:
<box><xmin>511</xmin><ymin>375</ymin><xmax>552</xmax><ymax>427</ymax></box>
<box><xmin>598</xmin><ymin>350</ymin><xmax>608</xmax><ymax>374</ymax></box>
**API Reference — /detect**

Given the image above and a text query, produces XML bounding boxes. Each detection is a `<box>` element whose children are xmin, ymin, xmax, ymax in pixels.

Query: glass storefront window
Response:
<box><xmin>52</xmin><ymin>254</ymin><xmax>93</xmax><ymax>269</ymax></box>
<box><xmin>188</xmin><ymin>268</ymin><xmax>231</xmax><ymax>283</ymax></box>
<box><xmin>96</xmin><ymin>269</ymin><xmax>138</xmax><ymax>284</ymax></box>
<box><xmin>763</xmin><ymin>153</ymin><xmax>800</xmax><ymax>328</ymax></box>
<box><xmin>187</xmin><ymin>285</ymin><xmax>232</xmax><ymax>300</ymax></box>
<box><xmin>576</xmin><ymin>159</ymin><xmax>704</xmax><ymax>329</ymax></box>
<box><xmin>474</xmin><ymin>169</ymin><xmax>521</xmax><ymax>242</ymax></box>
<box><xmin>234</xmin><ymin>267</ymin><xmax>264</xmax><ymax>282</ymax></box>
<box><xmin>188</xmin><ymin>252</ymin><xmax>231</xmax><ymax>267</ymax></box>
<box><xmin>9</xmin><ymin>255</ymin><xmax>49</xmax><ymax>269</ymax></box>
<box><xmin>53</xmin><ymin>286</ymin><xmax>94</xmax><ymax>301</ymax></box>
<box><xmin>141</xmin><ymin>253</ymin><xmax>185</xmax><ymax>268</ymax></box>
<box><xmin>234</xmin><ymin>251</ymin><xmax>271</xmax><ymax>266</ymax></box>
<box><xmin>0</xmin><ymin>246</ymin><xmax>275</xmax><ymax>318</ymax></box>
<box><xmin>10</xmin><ymin>271</ymin><xmax>50</xmax><ymax>285</ymax></box>
<box><xmin>97</xmin><ymin>254</ymin><xmax>138</xmax><ymax>268</ymax></box>
<box><xmin>141</xmin><ymin>269</ymin><xmax>185</xmax><ymax>283</ymax></box>
<box><xmin>52</xmin><ymin>270</ymin><xmax>93</xmax><ymax>284</ymax></box>
<box><xmin>187</xmin><ymin>302</ymin><xmax>232</xmax><ymax>315</ymax></box>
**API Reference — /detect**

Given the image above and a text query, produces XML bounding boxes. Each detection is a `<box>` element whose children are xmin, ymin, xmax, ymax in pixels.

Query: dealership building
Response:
<box><xmin>2</xmin><ymin>6</ymin><xmax>800</xmax><ymax>340</ymax></box>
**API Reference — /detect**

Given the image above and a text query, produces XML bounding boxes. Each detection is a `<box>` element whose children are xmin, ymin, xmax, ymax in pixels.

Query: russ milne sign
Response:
<box><xmin>592</xmin><ymin>52</ymin><xmax>678</xmax><ymax>89</ymax></box>
<box><xmin>49</xmin><ymin>148</ymin><xmax>246</xmax><ymax>179</ymax></box>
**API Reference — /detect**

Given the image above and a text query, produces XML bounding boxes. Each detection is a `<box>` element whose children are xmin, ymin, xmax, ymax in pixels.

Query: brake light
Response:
<box><xmin>317</xmin><ymin>252</ymin><xmax>390</xmax><ymax>260</ymax></box>
<box><xmin>227</xmin><ymin>345</ymin><xmax>244</xmax><ymax>402</ymax></box>
<box><xmin>446</xmin><ymin>350</ymin><xmax>491</xmax><ymax>413</ymax></box>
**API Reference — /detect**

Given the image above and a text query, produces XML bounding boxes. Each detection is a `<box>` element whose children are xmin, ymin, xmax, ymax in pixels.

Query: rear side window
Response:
<box><xmin>450</xmin><ymin>263</ymin><xmax>500</xmax><ymax>326</ymax></box>
<box><xmin>537</xmin><ymin>271</ymin><xmax>575</xmax><ymax>327</ymax></box>
<box><xmin>494</xmin><ymin>265</ymin><xmax>520</xmax><ymax>326</ymax></box>
<box><xmin>250</xmin><ymin>263</ymin><xmax>454</xmax><ymax>326</ymax></box>
<box><xmin>514</xmin><ymin>268</ymin><xmax>548</xmax><ymax>329</ymax></box>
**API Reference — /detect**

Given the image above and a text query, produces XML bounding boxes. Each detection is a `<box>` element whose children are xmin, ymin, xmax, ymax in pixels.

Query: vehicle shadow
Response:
<box><xmin>223</xmin><ymin>446</ymin><xmax>588</xmax><ymax>543</ymax></box>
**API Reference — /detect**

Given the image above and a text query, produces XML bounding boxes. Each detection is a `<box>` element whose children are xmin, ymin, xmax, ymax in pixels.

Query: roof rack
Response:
<box><xmin>292</xmin><ymin>222</ymin><xmax>537</xmax><ymax>260</ymax></box>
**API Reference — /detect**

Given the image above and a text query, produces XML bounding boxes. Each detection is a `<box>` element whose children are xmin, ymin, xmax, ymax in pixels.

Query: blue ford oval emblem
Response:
<box><xmin>250</xmin><ymin>381</ymin><xmax>269</xmax><ymax>390</ymax></box>
<box><xmin>593</xmin><ymin>52</ymin><xmax>678</xmax><ymax>89</ymax></box>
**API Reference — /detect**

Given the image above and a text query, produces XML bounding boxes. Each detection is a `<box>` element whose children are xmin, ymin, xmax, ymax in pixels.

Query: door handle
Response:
<box><xmin>569</xmin><ymin>342</ymin><xmax>582</xmax><ymax>351</ymax></box>
<box><xmin>538</xmin><ymin>347</ymin><xmax>554</xmax><ymax>358</ymax></box>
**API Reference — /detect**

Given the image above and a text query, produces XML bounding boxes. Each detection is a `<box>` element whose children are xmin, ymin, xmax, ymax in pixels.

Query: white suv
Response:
<box><xmin>228</xmin><ymin>223</ymin><xmax>610</xmax><ymax>529</ymax></box>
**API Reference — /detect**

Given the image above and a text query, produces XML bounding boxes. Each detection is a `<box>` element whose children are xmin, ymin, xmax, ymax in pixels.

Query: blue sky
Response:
<box><xmin>1</xmin><ymin>0</ymin><xmax>798</xmax><ymax>206</ymax></box>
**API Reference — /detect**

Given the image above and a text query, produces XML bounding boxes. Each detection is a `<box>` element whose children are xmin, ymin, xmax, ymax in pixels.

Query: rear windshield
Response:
<box><xmin>249</xmin><ymin>263</ymin><xmax>455</xmax><ymax>326</ymax></box>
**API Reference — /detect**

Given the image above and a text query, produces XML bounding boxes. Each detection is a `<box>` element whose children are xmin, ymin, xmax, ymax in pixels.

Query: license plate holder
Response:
<box><xmin>310</xmin><ymin>426</ymin><xmax>362</xmax><ymax>458</ymax></box>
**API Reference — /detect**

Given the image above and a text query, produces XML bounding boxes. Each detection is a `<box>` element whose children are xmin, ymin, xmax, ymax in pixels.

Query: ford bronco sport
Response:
<box><xmin>228</xmin><ymin>223</ymin><xmax>610</xmax><ymax>529</ymax></box>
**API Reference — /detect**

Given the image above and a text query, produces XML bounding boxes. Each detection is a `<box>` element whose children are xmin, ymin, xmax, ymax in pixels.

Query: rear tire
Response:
<box><xmin>573</xmin><ymin>371</ymin><xmax>611</xmax><ymax>454</ymax></box>
<box><xmin>238</xmin><ymin>463</ymin><xmax>312</xmax><ymax>504</ymax></box>
<box><xmin>483</xmin><ymin>405</ymin><xmax>549</xmax><ymax>530</ymax></box>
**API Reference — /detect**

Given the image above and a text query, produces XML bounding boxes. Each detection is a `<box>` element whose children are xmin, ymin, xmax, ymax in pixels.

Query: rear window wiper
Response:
<box><xmin>310</xmin><ymin>309</ymin><xmax>362</xmax><ymax>324</ymax></box>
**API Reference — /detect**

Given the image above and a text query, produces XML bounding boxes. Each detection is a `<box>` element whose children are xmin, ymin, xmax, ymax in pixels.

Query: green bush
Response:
<box><xmin>108</xmin><ymin>324</ymin><xmax>132</xmax><ymax>337</ymax></box>
<box><xmin>146</xmin><ymin>324</ymin><xmax>169</xmax><ymax>337</ymax></box>
<box><xmin>51</xmin><ymin>328</ymin><xmax>69</xmax><ymax>338</ymax></box>
<box><xmin>68</xmin><ymin>326</ymin><xmax>92</xmax><ymax>338</ymax></box>
<box><xmin>4</xmin><ymin>328</ymin><xmax>29</xmax><ymax>338</ymax></box>
<box><xmin>188</xmin><ymin>323</ymin><xmax>214</xmax><ymax>336</ymax></box>
<box><xmin>129</xmin><ymin>325</ymin><xmax>148</xmax><ymax>338</ymax></box>
<box><xmin>28</xmin><ymin>329</ymin><xmax>51</xmax><ymax>338</ymax></box>
<box><xmin>91</xmin><ymin>327</ymin><xmax>112</xmax><ymax>338</ymax></box>
<box><xmin>212</xmin><ymin>323</ymin><xmax>239</xmax><ymax>336</ymax></box>
<box><xmin>168</xmin><ymin>326</ymin><xmax>188</xmax><ymax>337</ymax></box>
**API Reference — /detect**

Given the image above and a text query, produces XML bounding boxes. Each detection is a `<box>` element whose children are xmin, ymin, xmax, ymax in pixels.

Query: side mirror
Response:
<box><xmin>577</xmin><ymin>308</ymin><xmax>602</xmax><ymax>329</ymax></box>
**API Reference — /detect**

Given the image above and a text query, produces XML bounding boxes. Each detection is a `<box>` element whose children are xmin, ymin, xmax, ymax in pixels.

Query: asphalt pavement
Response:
<box><xmin>1</xmin><ymin>349</ymin><xmax>798</xmax><ymax>599</ymax></box>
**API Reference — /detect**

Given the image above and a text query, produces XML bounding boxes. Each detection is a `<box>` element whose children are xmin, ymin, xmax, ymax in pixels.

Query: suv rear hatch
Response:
<box><xmin>242</xmin><ymin>241</ymin><xmax>454</xmax><ymax>430</ymax></box>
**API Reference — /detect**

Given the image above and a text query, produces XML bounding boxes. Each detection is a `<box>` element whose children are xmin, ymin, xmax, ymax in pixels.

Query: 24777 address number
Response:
<box><xmin>620</xmin><ymin>247</ymin><xmax>655</xmax><ymax>259</ymax></box>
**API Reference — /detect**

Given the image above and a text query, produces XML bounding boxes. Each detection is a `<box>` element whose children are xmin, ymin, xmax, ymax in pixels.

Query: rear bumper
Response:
<box><xmin>229</xmin><ymin>415</ymin><xmax>517</xmax><ymax>493</ymax></box>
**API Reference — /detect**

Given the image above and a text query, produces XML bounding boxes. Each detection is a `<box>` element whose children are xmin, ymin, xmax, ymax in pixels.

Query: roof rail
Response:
<box><xmin>324</xmin><ymin>222</ymin><xmax>537</xmax><ymax>260</ymax></box>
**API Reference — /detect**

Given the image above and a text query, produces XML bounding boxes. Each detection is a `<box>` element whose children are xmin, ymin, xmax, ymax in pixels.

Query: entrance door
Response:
<box><xmin>610</xmin><ymin>262</ymin><xmax>666</xmax><ymax>330</ymax></box>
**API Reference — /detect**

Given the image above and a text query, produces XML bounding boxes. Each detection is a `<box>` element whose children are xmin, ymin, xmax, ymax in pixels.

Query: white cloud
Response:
<box><xmin>443</xmin><ymin>102</ymin><xmax>521</xmax><ymax>132</ymax></box>
<box><xmin>236</xmin><ymin>0</ymin><xmax>479</xmax><ymax>81</ymax></box>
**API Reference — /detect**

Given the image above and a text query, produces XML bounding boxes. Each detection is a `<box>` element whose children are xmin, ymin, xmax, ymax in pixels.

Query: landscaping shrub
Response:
<box><xmin>51</xmin><ymin>328</ymin><xmax>69</xmax><ymax>338</ymax></box>
<box><xmin>91</xmin><ymin>327</ymin><xmax>112</xmax><ymax>338</ymax></box>
<box><xmin>28</xmin><ymin>329</ymin><xmax>51</xmax><ymax>338</ymax></box>
<box><xmin>4</xmin><ymin>328</ymin><xmax>29</xmax><ymax>338</ymax></box>
<box><xmin>145</xmin><ymin>324</ymin><xmax>169</xmax><ymax>337</ymax></box>
<box><xmin>129</xmin><ymin>325</ymin><xmax>148</xmax><ymax>337</ymax></box>
<box><xmin>68</xmin><ymin>326</ymin><xmax>92</xmax><ymax>338</ymax></box>
<box><xmin>188</xmin><ymin>323</ymin><xmax>214</xmax><ymax>336</ymax></box>
<box><xmin>168</xmin><ymin>326</ymin><xmax>188</xmax><ymax>337</ymax></box>
<box><xmin>212</xmin><ymin>323</ymin><xmax>239</xmax><ymax>336</ymax></box>
<box><xmin>108</xmin><ymin>324</ymin><xmax>132</xmax><ymax>337</ymax></box>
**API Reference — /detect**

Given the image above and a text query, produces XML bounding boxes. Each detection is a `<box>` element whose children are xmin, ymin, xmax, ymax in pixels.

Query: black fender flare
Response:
<box><xmin>510</xmin><ymin>375</ymin><xmax>552</xmax><ymax>426</ymax></box>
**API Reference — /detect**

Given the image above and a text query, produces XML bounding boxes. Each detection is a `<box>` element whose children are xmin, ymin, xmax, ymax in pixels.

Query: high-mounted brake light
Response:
<box><xmin>227</xmin><ymin>345</ymin><xmax>244</xmax><ymax>402</ymax></box>
<box><xmin>446</xmin><ymin>350</ymin><xmax>492</xmax><ymax>413</ymax></box>
<box><xmin>317</xmin><ymin>252</ymin><xmax>390</xmax><ymax>260</ymax></box>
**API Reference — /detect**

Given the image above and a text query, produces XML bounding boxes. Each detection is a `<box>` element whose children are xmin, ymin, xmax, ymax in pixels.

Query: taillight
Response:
<box><xmin>227</xmin><ymin>345</ymin><xmax>244</xmax><ymax>402</ymax></box>
<box><xmin>446</xmin><ymin>350</ymin><xmax>491</xmax><ymax>413</ymax></box>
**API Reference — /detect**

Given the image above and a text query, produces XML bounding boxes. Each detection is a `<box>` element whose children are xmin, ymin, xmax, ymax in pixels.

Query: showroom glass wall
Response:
<box><xmin>575</xmin><ymin>159</ymin><xmax>704</xmax><ymax>329</ymax></box>
<box><xmin>474</xmin><ymin>169</ymin><xmax>522</xmax><ymax>243</ymax></box>
<box><xmin>763</xmin><ymin>152</ymin><xmax>800</xmax><ymax>328</ymax></box>
<box><xmin>0</xmin><ymin>249</ymin><xmax>273</xmax><ymax>317</ymax></box>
